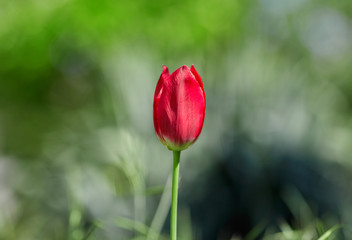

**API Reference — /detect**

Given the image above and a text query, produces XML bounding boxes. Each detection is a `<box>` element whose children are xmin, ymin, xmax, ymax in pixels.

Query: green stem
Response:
<box><xmin>171</xmin><ymin>150</ymin><xmax>181</xmax><ymax>240</ymax></box>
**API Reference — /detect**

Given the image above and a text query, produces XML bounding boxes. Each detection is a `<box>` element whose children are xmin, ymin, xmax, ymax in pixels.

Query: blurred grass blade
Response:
<box><xmin>317</xmin><ymin>225</ymin><xmax>341</xmax><ymax>240</ymax></box>
<box><xmin>115</xmin><ymin>217</ymin><xmax>149</xmax><ymax>236</ymax></box>
<box><xmin>146</xmin><ymin>174</ymin><xmax>172</xmax><ymax>240</ymax></box>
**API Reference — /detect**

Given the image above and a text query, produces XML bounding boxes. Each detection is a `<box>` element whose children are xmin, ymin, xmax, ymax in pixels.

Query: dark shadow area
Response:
<box><xmin>181</xmin><ymin>134</ymin><xmax>351</xmax><ymax>239</ymax></box>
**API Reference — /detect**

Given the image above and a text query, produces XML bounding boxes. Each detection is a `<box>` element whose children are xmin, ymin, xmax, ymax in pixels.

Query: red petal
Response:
<box><xmin>153</xmin><ymin>65</ymin><xmax>170</xmax><ymax>142</ymax></box>
<box><xmin>154</xmin><ymin>65</ymin><xmax>169</xmax><ymax>99</ymax></box>
<box><xmin>190</xmin><ymin>65</ymin><xmax>206</xmax><ymax>102</ymax></box>
<box><xmin>190</xmin><ymin>65</ymin><xmax>206</xmax><ymax>143</ymax></box>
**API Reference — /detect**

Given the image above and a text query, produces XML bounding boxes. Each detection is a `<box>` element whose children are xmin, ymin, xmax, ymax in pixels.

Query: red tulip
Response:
<box><xmin>153</xmin><ymin>65</ymin><xmax>206</xmax><ymax>151</ymax></box>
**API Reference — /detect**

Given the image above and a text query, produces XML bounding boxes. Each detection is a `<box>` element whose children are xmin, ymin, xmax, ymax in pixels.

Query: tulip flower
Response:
<box><xmin>153</xmin><ymin>65</ymin><xmax>206</xmax><ymax>240</ymax></box>
<box><xmin>153</xmin><ymin>65</ymin><xmax>206</xmax><ymax>151</ymax></box>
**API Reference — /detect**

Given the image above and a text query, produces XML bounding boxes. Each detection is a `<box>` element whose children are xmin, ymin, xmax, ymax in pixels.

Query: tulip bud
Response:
<box><xmin>153</xmin><ymin>65</ymin><xmax>206</xmax><ymax>151</ymax></box>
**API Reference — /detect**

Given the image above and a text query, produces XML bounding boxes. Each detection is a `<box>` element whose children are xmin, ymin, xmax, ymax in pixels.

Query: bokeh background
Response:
<box><xmin>1</xmin><ymin>0</ymin><xmax>352</xmax><ymax>239</ymax></box>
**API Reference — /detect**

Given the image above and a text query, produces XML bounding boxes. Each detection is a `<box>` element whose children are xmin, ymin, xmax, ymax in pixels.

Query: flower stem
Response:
<box><xmin>171</xmin><ymin>150</ymin><xmax>180</xmax><ymax>240</ymax></box>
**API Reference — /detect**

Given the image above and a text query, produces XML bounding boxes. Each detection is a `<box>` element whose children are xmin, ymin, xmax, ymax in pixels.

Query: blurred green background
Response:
<box><xmin>1</xmin><ymin>0</ymin><xmax>352</xmax><ymax>239</ymax></box>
